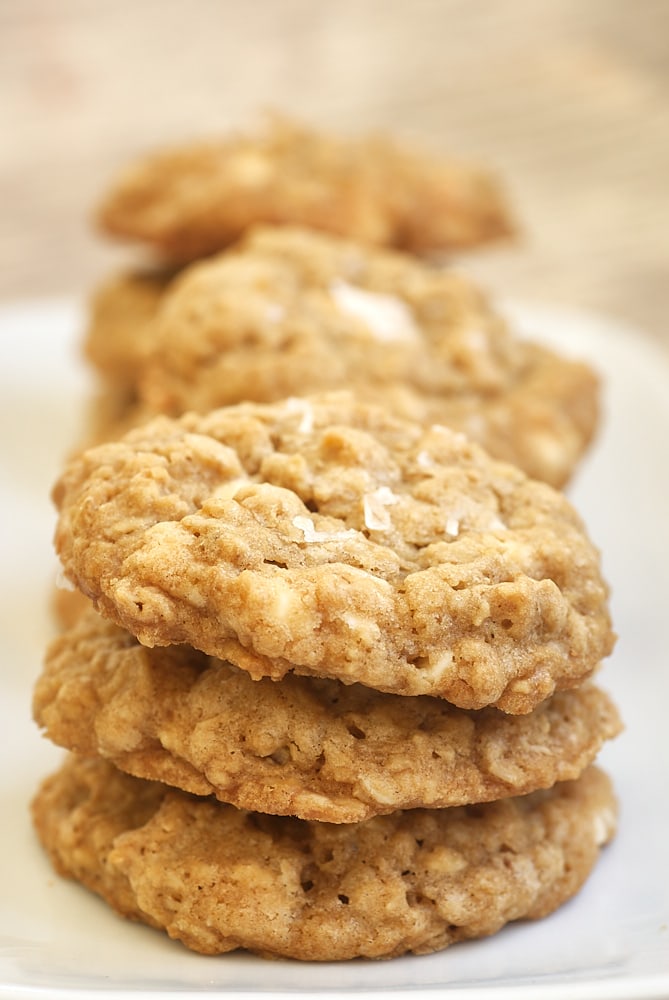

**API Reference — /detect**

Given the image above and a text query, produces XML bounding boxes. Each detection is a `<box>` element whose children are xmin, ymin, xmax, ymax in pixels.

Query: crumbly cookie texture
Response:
<box><xmin>31</xmin><ymin>755</ymin><xmax>617</xmax><ymax>961</ymax></box>
<box><xmin>34</xmin><ymin>609</ymin><xmax>622</xmax><ymax>823</ymax></box>
<box><xmin>121</xmin><ymin>226</ymin><xmax>596</xmax><ymax>489</ymax></box>
<box><xmin>95</xmin><ymin>115</ymin><xmax>514</xmax><ymax>262</ymax></box>
<box><xmin>53</xmin><ymin>395</ymin><xmax>614</xmax><ymax>714</ymax></box>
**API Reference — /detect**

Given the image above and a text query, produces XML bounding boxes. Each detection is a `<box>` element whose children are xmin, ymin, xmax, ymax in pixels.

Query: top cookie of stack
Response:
<box><xmin>75</xmin><ymin>115</ymin><xmax>598</xmax><ymax>493</ymax></box>
<box><xmin>95</xmin><ymin>113</ymin><xmax>514</xmax><ymax>262</ymax></box>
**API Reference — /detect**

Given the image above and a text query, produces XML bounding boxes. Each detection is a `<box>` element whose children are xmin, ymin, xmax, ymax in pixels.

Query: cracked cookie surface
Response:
<box><xmin>53</xmin><ymin>395</ymin><xmax>615</xmax><ymax>713</ymax></box>
<box><xmin>96</xmin><ymin>115</ymin><xmax>514</xmax><ymax>263</ymax></box>
<box><xmin>34</xmin><ymin>608</ymin><xmax>621</xmax><ymax>823</ymax></box>
<box><xmin>31</xmin><ymin>755</ymin><xmax>617</xmax><ymax>960</ymax></box>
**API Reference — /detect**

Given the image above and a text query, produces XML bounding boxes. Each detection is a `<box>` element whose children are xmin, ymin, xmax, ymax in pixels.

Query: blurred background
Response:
<box><xmin>1</xmin><ymin>0</ymin><xmax>667</xmax><ymax>343</ymax></box>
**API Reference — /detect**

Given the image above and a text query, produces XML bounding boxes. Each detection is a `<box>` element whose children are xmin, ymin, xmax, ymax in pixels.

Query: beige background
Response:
<box><xmin>1</xmin><ymin>0</ymin><xmax>668</xmax><ymax>346</ymax></box>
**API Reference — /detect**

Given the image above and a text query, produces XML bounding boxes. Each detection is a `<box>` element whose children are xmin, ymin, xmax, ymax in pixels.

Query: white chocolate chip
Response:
<box><xmin>417</xmin><ymin>450</ymin><xmax>435</xmax><ymax>469</ymax></box>
<box><xmin>330</xmin><ymin>280</ymin><xmax>419</xmax><ymax>342</ymax></box>
<box><xmin>593</xmin><ymin>806</ymin><xmax>617</xmax><ymax>845</ymax></box>
<box><xmin>409</xmin><ymin>650</ymin><xmax>457</xmax><ymax>683</ymax></box>
<box><xmin>445</xmin><ymin>517</ymin><xmax>460</xmax><ymax>538</ymax></box>
<box><xmin>283</xmin><ymin>397</ymin><xmax>314</xmax><ymax>433</ymax></box>
<box><xmin>363</xmin><ymin>486</ymin><xmax>399</xmax><ymax>532</ymax></box>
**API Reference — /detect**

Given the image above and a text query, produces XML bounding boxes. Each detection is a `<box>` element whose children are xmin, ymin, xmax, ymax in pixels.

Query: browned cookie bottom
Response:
<box><xmin>32</xmin><ymin>755</ymin><xmax>617</xmax><ymax>960</ymax></box>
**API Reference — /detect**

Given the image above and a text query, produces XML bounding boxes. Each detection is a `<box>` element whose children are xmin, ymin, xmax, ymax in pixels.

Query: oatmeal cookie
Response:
<box><xmin>77</xmin><ymin>230</ymin><xmax>598</xmax><ymax>487</ymax></box>
<box><xmin>31</xmin><ymin>755</ymin><xmax>617</xmax><ymax>960</ymax></box>
<box><xmin>50</xmin><ymin>584</ymin><xmax>91</xmax><ymax>632</ymax></box>
<box><xmin>34</xmin><ymin>609</ymin><xmax>621</xmax><ymax>823</ymax></box>
<box><xmin>53</xmin><ymin>395</ymin><xmax>614</xmax><ymax>714</ymax></box>
<box><xmin>83</xmin><ymin>270</ymin><xmax>172</xmax><ymax>385</ymax></box>
<box><xmin>79</xmin><ymin>383</ymin><xmax>157</xmax><ymax>458</ymax></box>
<box><xmin>96</xmin><ymin>115</ymin><xmax>514</xmax><ymax>263</ymax></box>
<box><xmin>76</xmin><ymin>272</ymin><xmax>171</xmax><ymax>449</ymax></box>
<box><xmin>129</xmin><ymin>226</ymin><xmax>598</xmax><ymax>489</ymax></box>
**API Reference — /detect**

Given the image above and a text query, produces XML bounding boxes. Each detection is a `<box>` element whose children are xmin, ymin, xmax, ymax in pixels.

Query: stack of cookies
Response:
<box><xmin>32</xmin><ymin>116</ymin><xmax>621</xmax><ymax>962</ymax></box>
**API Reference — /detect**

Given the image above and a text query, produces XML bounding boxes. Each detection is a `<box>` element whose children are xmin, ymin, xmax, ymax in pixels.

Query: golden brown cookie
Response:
<box><xmin>96</xmin><ymin>115</ymin><xmax>514</xmax><ymax>263</ymax></box>
<box><xmin>122</xmin><ymin>226</ymin><xmax>597</xmax><ymax>489</ymax></box>
<box><xmin>34</xmin><ymin>608</ymin><xmax>622</xmax><ymax>823</ymax></box>
<box><xmin>83</xmin><ymin>270</ymin><xmax>172</xmax><ymax>385</ymax></box>
<box><xmin>50</xmin><ymin>583</ymin><xmax>91</xmax><ymax>632</ymax></box>
<box><xmin>75</xmin><ymin>271</ymin><xmax>172</xmax><ymax>450</ymax></box>
<box><xmin>53</xmin><ymin>395</ymin><xmax>615</xmax><ymax>714</ymax></box>
<box><xmin>31</xmin><ymin>755</ymin><xmax>617</xmax><ymax>960</ymax></box>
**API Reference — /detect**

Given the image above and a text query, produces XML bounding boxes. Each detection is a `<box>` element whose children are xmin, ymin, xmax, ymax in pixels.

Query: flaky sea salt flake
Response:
<box><xmin>292</xmin><ymin>515</ymin><xmax>356</xmax><ymax>544</ymax></box>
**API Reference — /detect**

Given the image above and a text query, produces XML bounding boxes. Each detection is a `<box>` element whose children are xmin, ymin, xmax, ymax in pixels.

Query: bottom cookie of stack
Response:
<box><xmin>32</xmin><ymin>754</ymin><xmax>616</xmax><ymax>961</ymax></box>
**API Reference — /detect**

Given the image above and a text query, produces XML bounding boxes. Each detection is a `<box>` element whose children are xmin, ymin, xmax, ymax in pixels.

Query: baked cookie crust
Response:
<box><xmin>31</xmin><ymin>755</ymin><xmax>617</xmax><ymax>960</ymax></box>
<box><xmin>53</xmin><ymin>394</ymin><xmax>615</xmax><ymax>713</ymax></box>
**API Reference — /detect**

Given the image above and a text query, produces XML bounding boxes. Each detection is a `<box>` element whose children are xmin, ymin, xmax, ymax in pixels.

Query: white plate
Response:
<box><xmin>0</xmin><ymin>299</ymin><xmax>667</xmax><ymax>1000</ymax></box>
